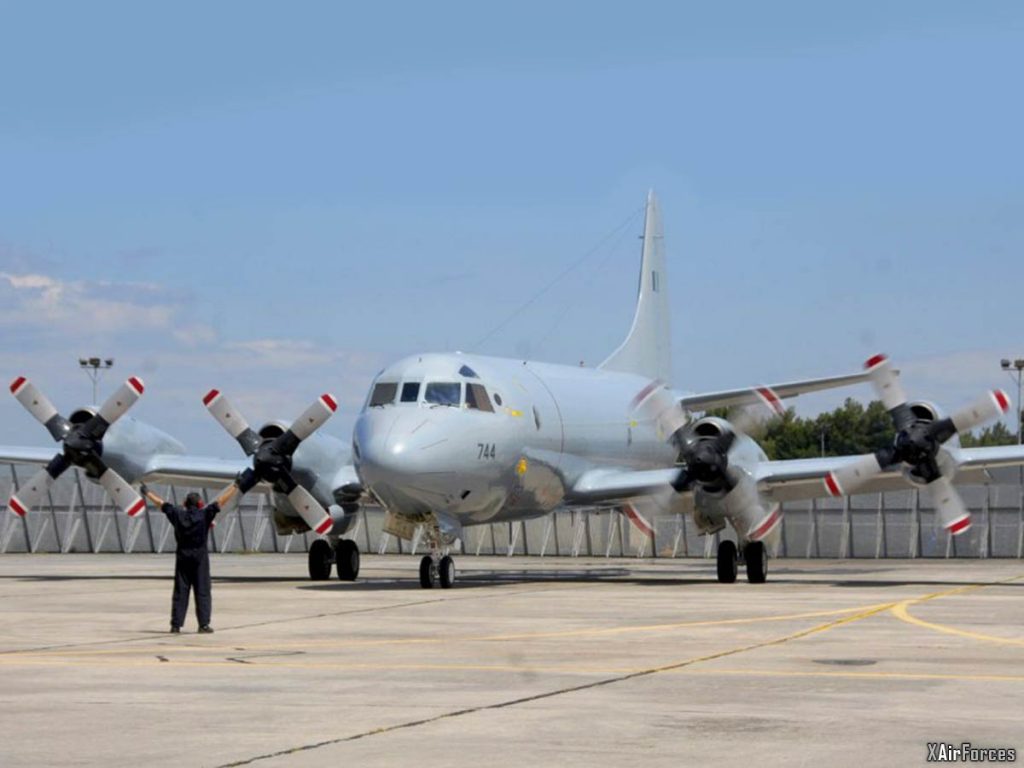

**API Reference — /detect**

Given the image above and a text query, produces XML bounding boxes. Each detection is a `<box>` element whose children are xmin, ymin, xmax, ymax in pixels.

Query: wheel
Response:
<box><xmin>334</xmin><ymin>539</ymin><xmax>360</xmax><ymax>581</ymax></box>
<box><xmin>438</xmin><ymin>555</ymin><xmax>455</xmax><ymax>589</ymax></box>
<box><xmin>419</xmin><ymin>555</ymin><xmax>435</xmax><ymax>589</ymax></box>
<box><xmin>716</xmin><ymin>540</ymin><xmax>738</xmax><ymax>584</ymax></box>
<box><xmin>745</xmin><ymin>540</ymin><xmax>767</xmax><ymax>584</ymax></box>
<box><xmin>308</xmin><ymin>539</ymin><xmax>333</xmax><ymax>581</ymax></box>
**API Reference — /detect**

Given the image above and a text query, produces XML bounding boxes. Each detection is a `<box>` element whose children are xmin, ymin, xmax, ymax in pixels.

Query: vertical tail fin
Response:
<box><xmin>599</xmin><ymin>190</ymin><xmax>672</xmax><ymax>384</ymax></box>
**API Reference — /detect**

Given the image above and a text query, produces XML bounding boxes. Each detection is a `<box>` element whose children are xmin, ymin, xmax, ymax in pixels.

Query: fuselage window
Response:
<box><xmin>400</xmin><ymin>382</ymin><xmax>421</xmax><ymax>403</ymax></box>
<box><xmin>425</xmin><ymin>382</ymin><xmax>461</xmax><ymax>407</ymax></box>
<box><xmin>494</xmin><ymin>393</ymin><xmax>503</xmax><ymax>406</ymax></box>
<box><xmin>466</xmin><ymin>383</ymin><xmax>494</xmax><ymax>412</ymax></box>
<box><xmin>458</xmin><ymin>365</ymin><xmax>478</xmax><ymax>378</ymax></box>
<box><xmin>369</xmin><ymin>382</ymin><xmax>398</xmax><ymax>407</ymax></box>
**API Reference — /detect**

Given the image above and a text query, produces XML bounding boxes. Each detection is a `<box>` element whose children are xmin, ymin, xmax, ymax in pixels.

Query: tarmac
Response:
<box><xmin>0</xmin><ymin>554</ymin><xmax>1022</xmax><ymax>768</ymax></box>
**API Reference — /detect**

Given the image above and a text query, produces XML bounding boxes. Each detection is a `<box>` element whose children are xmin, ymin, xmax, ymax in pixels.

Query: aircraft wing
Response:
<box><xmin>570</xmin><ymin>444</ymin><xmax>1024</xmax><ymax>508</ymax></box>
<box><xmin>754</xmin><ymin>445</ymin><xmax>1024</xmax><ymax>503</ymax></box>
<box><xmin>568</xmin><ymin>466</ymin><xmax>683</xmax><ymax>504</ymax></box>
<box><xmin>141</xmin><ymin>454</ymin><xmax>251</xmax><ymax>489</ymax></box>
<box><xmin>0</xmin><ymin>445</ymin><xmax>58</xmax><ymax>466</ymax></box>
<box><xmin>678</xmin><ymin>369</ymin><xmax>871</xmax><ymax>412</ymax></box>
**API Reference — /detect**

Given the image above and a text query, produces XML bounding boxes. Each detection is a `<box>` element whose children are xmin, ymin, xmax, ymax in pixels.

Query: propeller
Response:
<box><xmin>823</xmin><ymin>354</ymin><xmax>1009</xmax><ymax>535</ymax></box>
<box><xmin>7</xmin><ymin>376</ymin><xmax>146</xmax><ymax>517</ymax></box>
<box><xmin>631</xmin><ymin>382</ymin><xmax>784</xmax><ymax>541</ymax></box>
<box><xmin>203</xmin><ymin>389</ymin><xmax>338</xmax><ymax>535</ymax></box>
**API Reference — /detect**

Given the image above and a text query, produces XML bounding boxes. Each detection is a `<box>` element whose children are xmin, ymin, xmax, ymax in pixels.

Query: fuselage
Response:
<box><xmin>353</xmin><ymin>352</ymin><xmax>680</xmax><ymax>527</ymax></box>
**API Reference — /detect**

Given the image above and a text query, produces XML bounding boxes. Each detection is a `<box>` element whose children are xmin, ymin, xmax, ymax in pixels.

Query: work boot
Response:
<box><xmin>170</xmin><ymin>626</ymin><xmax>180</xmax><ymax>634</ymax></box>
<box><xmin>198</xmin><ymin>625</ymin><xmax>214</xmax><ymax>634</ymax></box>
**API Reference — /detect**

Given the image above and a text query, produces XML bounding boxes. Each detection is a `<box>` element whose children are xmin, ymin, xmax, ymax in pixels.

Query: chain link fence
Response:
<box><xmin>2</xmin><ymin>463</ymin><xmax>1022</xmax><ymax>558</ymax></box>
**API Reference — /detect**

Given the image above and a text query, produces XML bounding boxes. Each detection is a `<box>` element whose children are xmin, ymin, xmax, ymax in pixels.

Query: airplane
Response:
<box><xmin>5</xmin><ymin>191</ymin><xmax>1024</xmax><ymax>587</ymax></box>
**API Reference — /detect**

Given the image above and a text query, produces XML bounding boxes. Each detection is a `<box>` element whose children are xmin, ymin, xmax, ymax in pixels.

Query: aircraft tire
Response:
<box><xmin>335</xmin><ymin>539</ymin><xmax>360</xmax><ymax>581</ymax></box>
<box><xmin>745</xmin><ymin>541</ymin><xmax>767</xmax><ymax>584</ymax></box>
<box><xmin>716</xmin><ymin>540</ymin><xmax>738</xmax><ymax>584</ymax></box>
<box><xmin>419</xmin><ymin>555</ymin><xmax>435</xmax><ymax>588</ymax></box>
<box><xmin>438</xmin><ymin>555</ymin><xmax>455</xmax><ymax>589</ymax></box>
<box><xmin>308</xmin><ymin>539</ymin><xmax>333</xmax><ymax>581</ymax></box>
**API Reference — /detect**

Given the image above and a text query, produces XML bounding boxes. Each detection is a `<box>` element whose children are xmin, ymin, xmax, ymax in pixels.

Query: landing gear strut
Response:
<box><xmin>419</xmin><ymin>553</ymin><xmax>456</xmax><ymax>589</ymax></box>
<box><xmin>716</xmin><ymin>540</ymin><xmax>738</xmax><ymax>584</ymax></box>
<box><xmin>744</xmin><ymin>540</ymin><xmax>767</xmax><ymax>584</ymax></box>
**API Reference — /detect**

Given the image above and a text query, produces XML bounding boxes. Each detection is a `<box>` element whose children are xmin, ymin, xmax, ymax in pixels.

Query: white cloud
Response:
<box><xmin>0</xmin><ymin>271</ymin><xmax>176</xmax><ymax>335</ymax></box>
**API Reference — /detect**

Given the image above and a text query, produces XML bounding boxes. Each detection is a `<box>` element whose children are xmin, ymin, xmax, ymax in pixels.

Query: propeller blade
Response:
<box><xmin>728</xmin><ymin>386</ymin><xmax>784</xmax><ymax>435</ymax></box>
<box><xmin>7</xmin><ymin>455</ymin><xmax>71</xmax><ymax>516</ymax></box>
<box><xmin>286</xmin><ymin>483</ymin><xmax>334</xmax><ymax>535</ymax></box>
<box><xmin>746</xmin><ymin>504</ymin><xmax>783</xmax><ymax>542</ymax></box>
<box><xmin>203</xmin><ymin>389</ymin><xmax>261</xmax><ymax>456</ymax></box>
<box><xmin>948</xmin><ymin>389</ymin><xmax>1011</xmax><ymax>435</ymax></box>
<box><xmin>621</xmin><ymin>503</ymin><xmax>655</xmax><ymax>539</ymax></box>
<box><xmin>631</xmin><ymin>381</ymin><xmax>687</xmax><ymax>441</ymax></box>
<box><xmin>288</xmin><ymin>394</ymin><xmax>338</xmax><ymax>441</ymax></box>
<box><xmin>97</xmin><ymin>467</ymin><xmax>146</xmax><ymax>517</ymax></box>
<box><xmin>928</xmin><ymin>475</ymin><xmax>971</xmax><ymax>536</ymax></box>
<box><xmin>823</xmin><ymin>453</ymin><xmax>886</xmax><ymax>497</ymax></box>
<box><xmin>863</xmin><ymin>354</ymin><xmax>917</xmax><ymax>429</ymax></box>
<box><xmin>82</xmin><ymin>377</ymin><xmax>145</xmax><ymax>440</ymax></box>
<box><xmin>9</xmin><ymin>377</ymin><xmax>70</xmax><ymax>441</ymax></box>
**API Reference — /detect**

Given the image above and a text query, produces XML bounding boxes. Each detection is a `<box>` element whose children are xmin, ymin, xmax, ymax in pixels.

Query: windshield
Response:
<box><xmin>400</xmin><ymin>381</ymin><xmax>421</xmax><ymax>403</ymax></box>
<box><xmin>368</xmin><ymin>382</ymin><xmax>398</xmax><ymax>407</ymax></box>
<box><xmin>465</xmin><ymin>383</ymin><xmax>494</xmax><ymax>412</ymax></box>
<box><xmin>425</xmin><ymin>382</ymin><xmax>461</xmax><ymax>407</ymax></box>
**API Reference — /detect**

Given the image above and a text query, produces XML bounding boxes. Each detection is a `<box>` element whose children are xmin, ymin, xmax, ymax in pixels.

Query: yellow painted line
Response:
<box><xmin>13</xmin><ymin>602</ymin><xmax>896</xmax><ymax>657</ymax></box>
<box><xmin>888</xmin><ymin>575</ymin><xmax>1024</xmax><ymax>647</ymax></box>
<box><xmin>674</xmin><ymin>668</ymin><xmax>1024</xmax><ymax>684</ymax></box>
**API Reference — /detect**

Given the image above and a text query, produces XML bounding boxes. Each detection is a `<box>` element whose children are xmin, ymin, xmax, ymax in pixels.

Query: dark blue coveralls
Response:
<box><xmin>162</xmin><ymin>501</ymin><xmax>221</xmax><ymax>629</ymax></box>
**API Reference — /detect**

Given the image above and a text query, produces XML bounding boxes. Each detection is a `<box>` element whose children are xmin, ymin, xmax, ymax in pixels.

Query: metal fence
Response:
<box><xmin>2</xmin><ymin>463</ymin><xmax>1023</xmax><ymax>558</ymax></box>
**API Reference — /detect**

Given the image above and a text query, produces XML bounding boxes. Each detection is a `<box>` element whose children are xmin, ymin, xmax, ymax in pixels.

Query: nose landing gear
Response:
<box><xmin>419</xmin><ymin>553</ymin><xmax>456</xmax><ymax>588</ymax></box>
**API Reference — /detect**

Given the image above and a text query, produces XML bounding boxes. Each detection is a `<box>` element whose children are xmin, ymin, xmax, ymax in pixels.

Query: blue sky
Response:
<box><xmin>1</xmin><ymin>1</ymin><xmax>1023</xmax><ymax>451</ymax></box>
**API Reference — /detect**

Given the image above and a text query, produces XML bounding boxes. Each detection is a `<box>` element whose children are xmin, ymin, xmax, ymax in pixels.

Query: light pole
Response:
<box><xmin>79</xmin><ymin>357</ymin><xmax>114</xmax><ymax>404</ymax></box>
<box><xmin>1000</xmin><ymin>359</ymin><xmax>1024</xmax><ymax>445</ymax></box>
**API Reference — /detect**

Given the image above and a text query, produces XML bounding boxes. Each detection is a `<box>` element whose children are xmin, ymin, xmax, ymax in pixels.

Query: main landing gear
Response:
<box><xmin>419</xmin><ymin>553</ymin><xmax>456</xmax><ymax>589</ymax></box>
<box><xmin>715</xmin><ymin>539</ymin><xmax>768</xmax><ymax>584</ymax></box>
<box><xmin>308</xmin><ymin>538</ymin><xmax>361</xmax><ymax>582</ymax></box>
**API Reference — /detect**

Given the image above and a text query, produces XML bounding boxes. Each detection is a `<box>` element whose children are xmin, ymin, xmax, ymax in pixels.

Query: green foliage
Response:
<box><xmin>958</xmin><ymin>420</ymin><xmax>1017</xmax><ymax>448</ymax></box>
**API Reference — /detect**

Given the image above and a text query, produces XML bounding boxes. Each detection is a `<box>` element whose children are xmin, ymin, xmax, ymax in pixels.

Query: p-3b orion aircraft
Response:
<box><xmin>5</xmin><ymin>192</ymin><xmax>1024</xmax><ymax>586</ymax></box>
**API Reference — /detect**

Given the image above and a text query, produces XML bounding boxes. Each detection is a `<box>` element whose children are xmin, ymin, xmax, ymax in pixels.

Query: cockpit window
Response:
<box><xmin>425</xmin><ymin>382</ymin><xmax>461</xmax><ymax>407</ymax></box>
<box><xmin>458</xmin><ymin>365</ymin><xmax>478</xmax><ymax>378</ymax></box>
<box><xmin>400</xmin><ymin>382</ymin><xmax>421</xmax><ymax>403</ymax></box>
<box><xmin>368</xmin><ymin>382</ymin><xmax>398</xmax><ymax>407</ymax></box>
<box><xmin>465</xmin><ymin>383</ymin><xmax>494</xmax><ymax>412</ymax></box>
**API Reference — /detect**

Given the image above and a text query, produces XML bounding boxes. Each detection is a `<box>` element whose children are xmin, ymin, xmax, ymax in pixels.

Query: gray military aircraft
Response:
<box><xmin>5</xmin><ymin>191</ymin><xmax>1024</xmax><ymax>586</ymax></box>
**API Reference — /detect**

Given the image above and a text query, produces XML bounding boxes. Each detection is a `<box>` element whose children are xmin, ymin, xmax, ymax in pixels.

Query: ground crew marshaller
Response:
<box><xmin>141</xmin><ymin>484</ymin><xmax>239</xmax><ymax>633</ymax></box>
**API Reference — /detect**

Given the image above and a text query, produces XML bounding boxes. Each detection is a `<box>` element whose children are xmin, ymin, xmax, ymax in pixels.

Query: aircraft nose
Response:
<box><xmin>354</xmin><ymin>409</ymin><xmax>453</xmax><ymax>496</ymax></box>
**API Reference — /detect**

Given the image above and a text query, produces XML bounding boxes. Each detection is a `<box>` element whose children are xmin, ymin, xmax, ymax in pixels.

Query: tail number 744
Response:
<box><xmin>477</xmin><ymin>443</ymin><xmax>496</xmax><ymax>460</ymax></box>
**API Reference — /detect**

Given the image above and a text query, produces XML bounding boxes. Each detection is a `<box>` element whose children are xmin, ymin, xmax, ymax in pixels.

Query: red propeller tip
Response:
<box><xmin>127</xmin><ymin>498</ymin><xmax>146</xmax><ymax>517</ymax></box>
<box><xmin>8</xmin><ymin>496</ymin><xmax>27</xmax><ymax>516</ymax></box>
<box><xmin>824</xmin><ymin>472</ymin><xmax>842</xmax><ymax>497</ymax></box>
<box><xmin>947</xmin><ymin>516</ymin><xmax>971</xmax><ymax>536</ymax></box>
<box><xmin>993</xmin><ymin>390</ymin><xmax>1010</xmax><ymax>413</ymax></box>
<box><xmin>9</xmin><ymin>376</ymin><xmax>26</xmax><ymax>395</ymax></box>
<box><xmin>202</xmin><ymin>389</ymin><xmax>220</xmax><ymax>406</ymax></box>
<box><xmin>864</xmin><ymin>354</ymin><xmax>887</xmax><ymax>370</ymax></box>
<box><xmin>755</xmin><ymin>386</ymin><xmax>784</xmax><ymax>416</ymax></box>
<box><xmin>315</xmin><ymin>517</ymin><xmax>334</xmax><ymax>535</ymax></box>
<box><xmin>127</xmin><ymin>377</ymin><xmax>144</xmax><ymax>395</ymax></box>
<box><xmin>321</xmin><ymin>394</ymin><xmax>338</xmax><ymax>412</ymax></box>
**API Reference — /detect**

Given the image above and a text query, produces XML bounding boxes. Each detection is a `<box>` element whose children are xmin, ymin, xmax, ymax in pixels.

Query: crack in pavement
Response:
<box><xmin>215</xmin><ymin>599</ymin><xmax>897</xmax><ymax>767</ymax></box>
